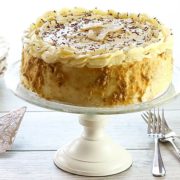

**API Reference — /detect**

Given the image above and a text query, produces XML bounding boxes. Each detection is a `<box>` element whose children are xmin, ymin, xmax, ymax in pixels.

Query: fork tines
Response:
<box><xmin>141</xmin><ymin>108</ymin><xmax>165</xmax><ymax>137</ymax></box>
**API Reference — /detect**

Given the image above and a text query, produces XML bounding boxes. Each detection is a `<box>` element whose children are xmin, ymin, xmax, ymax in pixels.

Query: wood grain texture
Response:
<box><xmin>0</xmin><ymin>150</ymin><xmax>179</xmax><ymax>180</ymax></box>
<box><xmin>1</xmin><ymin>111</ymin><xmax>177</xmax><ymax>151</ymax></box>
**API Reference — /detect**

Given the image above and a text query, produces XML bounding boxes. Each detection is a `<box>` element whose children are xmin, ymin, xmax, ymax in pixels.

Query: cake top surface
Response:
<box><xmin>24</xmin><ymin>8</ymin><xmax>173</xmax><ymax>67</ymax></box>
<box><xmin>41</xmin><ymin>12</ymin><xmax>160</xmax><ymax>53</ymax></box>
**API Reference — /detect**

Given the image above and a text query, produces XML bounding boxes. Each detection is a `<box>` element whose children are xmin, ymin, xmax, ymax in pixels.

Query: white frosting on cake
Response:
<box><xmin>23</xmin><ymin>8</ymin><xmax>173</xmax><ymax>68</ymax></box>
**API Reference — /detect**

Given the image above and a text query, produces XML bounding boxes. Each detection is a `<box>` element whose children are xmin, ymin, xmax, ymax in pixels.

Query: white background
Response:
<box><xmin>0</xmin><ymin>0</ymin><xmax>179</xmax><ymax>65</ymax></box>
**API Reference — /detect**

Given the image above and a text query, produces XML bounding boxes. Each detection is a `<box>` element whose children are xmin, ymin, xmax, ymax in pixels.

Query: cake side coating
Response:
<box><xmin>21</xmin><ymin>49</ymin><xmax>172</xmax><ymax>106</ymax></box>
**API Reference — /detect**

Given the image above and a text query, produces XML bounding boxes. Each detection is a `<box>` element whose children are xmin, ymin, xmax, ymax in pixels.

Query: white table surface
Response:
<box><xmin>0</xmin><ymin>0</ymin><xmax>180</xmax><ymax>179</ymax></box>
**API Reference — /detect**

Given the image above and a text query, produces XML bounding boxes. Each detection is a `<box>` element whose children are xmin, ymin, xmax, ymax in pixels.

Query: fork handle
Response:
<box><xmin>167</xmin><ymin>138</ymin><xmax>180</xmax><ymax>159</ymax></box>
<box><xmin>152</xmin><ymin>137</ymin><xmax>166</xmax><ymax>177</ymax></box>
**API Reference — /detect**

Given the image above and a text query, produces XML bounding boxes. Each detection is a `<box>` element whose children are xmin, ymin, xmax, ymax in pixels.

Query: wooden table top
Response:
<box><xmin>0</xmin><ymin>78</ymin><xmax>180</xmax><ymax>180</ymax></box>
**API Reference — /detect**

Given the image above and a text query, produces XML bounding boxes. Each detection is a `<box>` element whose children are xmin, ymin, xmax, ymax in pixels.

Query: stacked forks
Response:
<box><xmin>142</xmin><ymin>108</ymin><xmax>180</xmax><ymax>177</ymax></box>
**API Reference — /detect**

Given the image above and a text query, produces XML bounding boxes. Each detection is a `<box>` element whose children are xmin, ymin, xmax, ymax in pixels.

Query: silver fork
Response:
<box><xmin>141</xmin><ymin>109</ymin><xmax>166</xmax><ymax>177</ymax></box>
<box><xmin>143</xmin><ymin>109</ymin><xmax>180</xmax><ymax>159</ymax></box>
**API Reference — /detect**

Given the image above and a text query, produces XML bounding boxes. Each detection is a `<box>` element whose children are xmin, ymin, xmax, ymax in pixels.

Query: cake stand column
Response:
<box><xmin>54</xmin><ymin>114</ymin><xmax>132</xmax><ymax>176</ymax></box>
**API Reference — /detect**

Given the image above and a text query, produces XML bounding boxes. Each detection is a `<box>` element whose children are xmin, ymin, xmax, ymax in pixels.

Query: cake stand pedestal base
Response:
<box><xmin>54</xmin><ymin>115</ymin><xmax>132</xmax><ymax>176</ymax></box>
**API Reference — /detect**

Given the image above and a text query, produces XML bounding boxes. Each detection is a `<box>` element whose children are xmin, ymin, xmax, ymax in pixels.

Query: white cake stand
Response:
<box><xmin>5</xmin><ymin>61</ymin><xmax>180</xmax><ymax>176</ymax></box>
